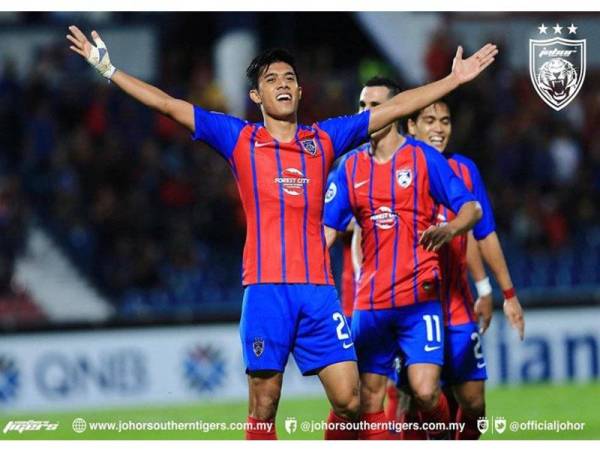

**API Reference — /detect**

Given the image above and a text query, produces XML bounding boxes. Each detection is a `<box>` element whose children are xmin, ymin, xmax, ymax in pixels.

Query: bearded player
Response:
<box><xmin>67</xmin><ymin>25</ymin><xmax>497</xmax><ymax>439</ymax></box>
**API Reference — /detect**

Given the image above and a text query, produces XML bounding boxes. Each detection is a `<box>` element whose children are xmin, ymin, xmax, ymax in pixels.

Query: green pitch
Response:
<box><xmin>1</xmin><ymin>382</ymin><xmax>598</xmax><ymax>440</ymax></box>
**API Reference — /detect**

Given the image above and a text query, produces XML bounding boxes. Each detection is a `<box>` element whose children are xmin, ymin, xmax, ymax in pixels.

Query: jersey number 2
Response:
<box><xmin>332</xmin><ymin>312</ymin><xmax>350</xmax><ymax>341</ymax></box>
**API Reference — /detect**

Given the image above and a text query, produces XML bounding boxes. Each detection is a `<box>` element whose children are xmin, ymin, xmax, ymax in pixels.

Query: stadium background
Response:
<box><xmin>0</xmin><ymin>11</ymin><xmax>599</xmax><ymax>439</ymax></box>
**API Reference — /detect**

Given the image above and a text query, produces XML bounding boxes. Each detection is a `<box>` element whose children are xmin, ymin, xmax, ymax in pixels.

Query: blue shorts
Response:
<box><xmin>351</xmin><ymin>300</ymin><xmax>444</xmax><ymax>376</ymax></box>
<box><xmin>441</xmin><ymin>322</ymin><xmax>488</xmax><ymax>384</ymax></box>
<box><xmin>344</xmin><ymin>315</ymin><xmax>352</xmax><ymax>329</ymax></box>
<box><xmin>345</xmin><ymin>315</ymin><xmax>405</xmax><ymax>381</ymax></box>
<box><xmin>240</xmin><ymin>284</ymin><xmax>356</xmax><ymax>375</ymax></box>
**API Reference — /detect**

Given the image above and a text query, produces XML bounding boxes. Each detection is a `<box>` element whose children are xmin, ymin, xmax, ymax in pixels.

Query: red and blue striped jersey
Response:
<box><xmin>323</xmin><ymin>137</ymin><xmax>476</xmax><ymax>310</ymax></box>
<box><xmin>326</xmin><ymin>167</ymin><xmax>356</xmax><ymax>317</ymax></box>
<box><xmin>437</xmin><ymin>153</ymin><xmax>496</xmax><ymax>326</ymax></box>
<box><xmin>191</xmin><ymin>106</ymin><xmax>370</xmax><ymax>285</ymax></box>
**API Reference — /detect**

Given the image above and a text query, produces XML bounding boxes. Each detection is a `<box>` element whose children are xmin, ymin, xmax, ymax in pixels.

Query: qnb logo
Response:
<box><xmin>34</xmin><ymin>351</ymin><xmax>147</xmax><ymax>398</ymax></box>
<box><xmin>274</xmin><ymin>168</ymin><xmax>310</xmax><ymax>196</ymax></box>
<box><xmin>0</xmin><ymin>355</ymin><xmax>19</xmax><ymax>403</ymax></box>
<box><xmin>370</xmin><ymin>206</ymin><xmax>398</xmax><ymax>230</ymax></box>
<box><xmin>183</xmin><ymin>344</ymin><xmax>226</xmax><ymax>394</ymax></box>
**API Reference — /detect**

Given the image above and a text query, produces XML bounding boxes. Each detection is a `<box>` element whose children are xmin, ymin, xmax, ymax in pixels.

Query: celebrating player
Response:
<box><xmin>324</xmin><ymin>77</ymin><xmax>482</xmax><ymax>439</ymax></box>
<box><xmin>403</xmin><ymin>99</ymin><xmax>525</xmax><ymax>439</ymax></box>
<box><xmin>67</xmin><ymin>25</ymin><xmax>497</xmax><ymax>440</ymax></box>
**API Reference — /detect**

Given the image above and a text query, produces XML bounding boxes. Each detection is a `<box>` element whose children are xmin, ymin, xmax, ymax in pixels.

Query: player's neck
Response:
<box><xmin>370</xmin><ymin>130</ymin><xmax>405</xmax><ymax>164</ymax></box>
<box><xmin>263</xmin><ymin>114</ymin><xmax>298</xmax><ymax>143</ymax></box>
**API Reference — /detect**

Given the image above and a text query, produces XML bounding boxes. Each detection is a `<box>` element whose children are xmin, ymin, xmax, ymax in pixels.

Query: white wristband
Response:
<box><xmin>87</xmin><ymin>37</ymin><xmax>116</xmax><ymax>79</ymax></box>
<box><xmin>475</xmin><ymin>277</ymin><xmax>492</xmax><ymax>297</ymax></box>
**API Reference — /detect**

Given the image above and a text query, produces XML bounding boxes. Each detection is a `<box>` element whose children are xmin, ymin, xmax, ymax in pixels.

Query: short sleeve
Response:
<box><xmin>323</xmin><ymin>161</ymin><xmax>354</xmax><ymax>232</ymax></box>
<box><xmin>191</xmin><ymin>105</ymin><xmax>246</xmax><ymax>159</ymax></box>
<box><xmin>465</xmin><ymin>159</ymin><xmax>496</xmax><ymax>240</ymax></box>
<box><xmin>317</xmin><ymin>110</ymin><xmax>370</xmax><ymax>158</ymax></box>
<box><xmin>422</xmin><ymin>145</ymin><xmax>476</xmax><ymax>214</ymax></box>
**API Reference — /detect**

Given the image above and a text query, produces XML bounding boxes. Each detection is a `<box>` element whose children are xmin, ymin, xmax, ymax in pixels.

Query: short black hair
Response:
<box><xmin>246</xmin><ymin>48</ymin><xmax>299</xmax><ymax>90</ymax></box>
<box><xmin>363</xmin><ymin>76</ymin><xmax>402</xmax><ymax>131</ymax></box>
<box><xmin>404</xmin><ymin>98</ymin><xmax>453</xmax><ymax>132</ymax></box>
<box><xmin>364</xmin><ymin>76</ymin><xmax>401</xmax><ymax>98</ymax></box>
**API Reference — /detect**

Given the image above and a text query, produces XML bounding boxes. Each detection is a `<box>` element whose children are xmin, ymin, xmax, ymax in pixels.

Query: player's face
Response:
<box><xmin>359</xmin><ymin>86</ymin><xmax>395</xmax><ymax>140</ymax></box>
<box><xmin>250</xmin><ymin>61</ymin><xmax>301</xmax><ymax>121</ymax></box>
<box><xmin>408</xmin><ymin>103</ymin><xmax>452</xmax><ymax>152</ymax></box>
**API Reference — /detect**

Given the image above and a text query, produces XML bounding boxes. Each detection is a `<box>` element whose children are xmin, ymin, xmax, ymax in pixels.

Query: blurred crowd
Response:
<box><xmin>424</xmin><ymin>34</ymin><xmax>600</xmax><ymax>252</ymax></box>
<box><xmin>1</xmin><ymin>17</ymin><xmax>600</xmax><ymax>323</ymax></box>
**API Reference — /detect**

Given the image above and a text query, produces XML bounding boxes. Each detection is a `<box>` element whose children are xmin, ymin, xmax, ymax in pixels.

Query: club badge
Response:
<box><xmin>530</xmin><ymin>23</ymin><xmax>586</xmax><ymax>111</ymax></box>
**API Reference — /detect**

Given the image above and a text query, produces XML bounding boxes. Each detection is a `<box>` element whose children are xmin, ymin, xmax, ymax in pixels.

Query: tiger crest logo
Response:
<box><xmin>529</xmin><ymin>24</ymin><xmax>586</xmax><ymax>111</ymax></box>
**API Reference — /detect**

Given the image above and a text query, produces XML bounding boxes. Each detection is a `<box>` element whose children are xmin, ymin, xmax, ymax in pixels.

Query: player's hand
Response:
<box><xmin>451</xmin><ymin>43</ymin><xmax>498</xmax><ymax>85</ymax></box>
<box><xmin>66</xmin><ymin>25</ymin><xmax>116</xmax><ymax>79</ymax></box>
<box><xmin>503</xmin><ymin>295</ymin><xmax>525</xmax><ymax>341</ymax></box>
<box><xmin>474</xmin><ymin>293</ymin><xmax>493</xmax><ymax>335</ymax></box>
<box><xmin>419</xmin><ymin>224</ymin><xmax>456</xmax><ymax>252</ymax></box>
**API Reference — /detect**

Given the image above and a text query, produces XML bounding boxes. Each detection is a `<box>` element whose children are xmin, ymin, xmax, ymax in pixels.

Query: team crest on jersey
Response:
<box><xmin>253</xmin><ymin>338</ymin><xmax>264</xmax><ymax>357</ymax></box>
<box><xmin>300</xmin><ymin>139</ymin><xmax>317</xmax><ymax>156</ymax></box>
<box><xmin>529</xmin><ymin>24</ymin><xmax>586</xmax><ymax>111</ymax></box>
<box><xmin>396</xmin><ymin>168</ymin><xmax>412</xmax><ymax>189</ymax></box>
<box><xmin>324</xmin><ymin>182</ymin><xmax>337</xmax><ymax>203</ymax></box>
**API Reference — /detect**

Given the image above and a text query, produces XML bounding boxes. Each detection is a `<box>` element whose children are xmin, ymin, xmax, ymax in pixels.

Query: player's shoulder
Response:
<box><xmin>447</xmin><ymin>152</ymin><xmax>481</xmax><ymax>176</ymax></box>
<box><xmin>337</xmin><ymin>143</ymin><xmax>370</xmax><ymax>169</ymax></box>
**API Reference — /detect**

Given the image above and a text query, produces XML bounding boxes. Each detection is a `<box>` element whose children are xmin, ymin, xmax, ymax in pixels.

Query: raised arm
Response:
<box><xmin>67</xmin><ymin>26</ymin><xmax>195</xmax><ymax>131</ymax></box>
<box><xmin>368</xmin><ymin>44</ymin><xmax>498</xmax><ymax>134</ymax></box>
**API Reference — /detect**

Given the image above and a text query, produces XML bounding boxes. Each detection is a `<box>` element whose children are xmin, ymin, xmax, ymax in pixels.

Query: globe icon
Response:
<box><xmin>72</xmin><ymin>417</ymin><xmax>87</xmax><ymax>434</ymax></box>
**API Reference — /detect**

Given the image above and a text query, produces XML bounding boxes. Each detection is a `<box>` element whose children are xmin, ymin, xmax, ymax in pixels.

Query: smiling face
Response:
<box><xmin>249</xmin><ymin>61</ymin><xmax>302</xmax><ymax>121</ymax></box>
<box><xmin>407</xmin><ymin>102</ymin><xmax>452</xmax><ymax>152</ymax></box>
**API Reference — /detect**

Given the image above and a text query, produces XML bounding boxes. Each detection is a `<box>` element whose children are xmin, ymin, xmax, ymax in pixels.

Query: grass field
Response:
<box><xmin>1</xmin><ymin>382</ymin><xmax>598</xmax><ymax>440</ymax></box>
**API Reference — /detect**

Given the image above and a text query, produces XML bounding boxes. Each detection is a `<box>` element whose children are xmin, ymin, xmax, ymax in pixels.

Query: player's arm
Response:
<box><xmin>67</xmin><ymin>26</ymin><xmax>194</xmax><ymax>131</ymax></box>
<box><xmin>350</xmin><ymin>223</ymin><xmax>362</xmax><ymax>280</ymax></box>
<box><xmin>368</xmin><ymin>44</ymin><xmax>497</xmax><ymax>134</ymax></box>
<box><xmin>420</xmin><ymin>201</ymin><xmax>481</xmax><ymax>252</ymax></box>
<box><xmin>325</xmin><ymin>221</ymin><xmax>354</xmax><ymax>249</ymax></box>
<box><xmin>325</xmin><ymin>226</ymin><xmax>339</xmax><ymax>249</ymax></box>
<box><xmin>323</xmin><ymin>162</ymin><xmax>355</xmax><ymax>247</ymax></box>
<box><xmin>467</xmin><ymin>231</ymin><xmax>493</xmax><ymax>334</ymax></box>
<box><xmin>420</xmin><ymin>147</ymin><xmax>482</xmax><ymax>252</ymax></box>
<box><xmin>463</xmin><ymin>159</ymin><xmax>525</xmax><ymax>340</ymax></box>
<box><xmin>478</xmin><ymin>232</ymin><xmax>525</xmax><ymax>340</ymax></box>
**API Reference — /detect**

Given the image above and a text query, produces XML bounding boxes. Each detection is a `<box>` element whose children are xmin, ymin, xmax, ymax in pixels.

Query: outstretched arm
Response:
<box><xmin>368</xmin><ymin>44</ymin><xmax>498</xmax><ymax>134</ymax></box>
<box><xmin>67</xmin><ymin>26</ymin><xmax>195</xmax><ymax>131</ymax></box>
